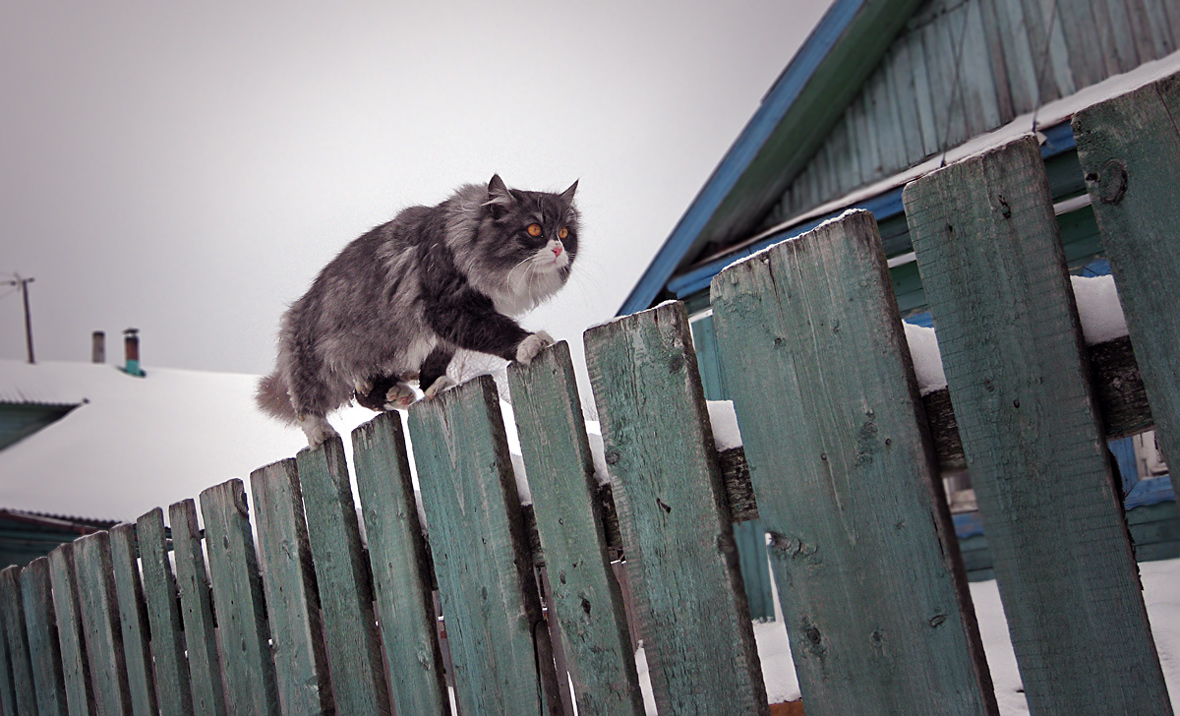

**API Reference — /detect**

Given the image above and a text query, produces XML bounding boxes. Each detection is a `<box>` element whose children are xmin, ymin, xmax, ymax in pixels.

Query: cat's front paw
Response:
<box><xmin>383</xmin><ymin>382</ymin><xmax>416</xmax><ymax>410</ymax></box>
<box><xmin>422</xmin><ymin>376</ymin><xmax>456</xmax><ymax>400</ymax></box>
<box><xmin>515</xmin><ymin>331</ymin><xmax>554</xmax><ymax>365</ymax></box>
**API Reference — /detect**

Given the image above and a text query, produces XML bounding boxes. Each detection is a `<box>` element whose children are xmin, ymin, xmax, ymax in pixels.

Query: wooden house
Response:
<box><xmin>624</xmin><ymin>0</ymin><xmax>1180</xmax><ymax>586</ymax></box>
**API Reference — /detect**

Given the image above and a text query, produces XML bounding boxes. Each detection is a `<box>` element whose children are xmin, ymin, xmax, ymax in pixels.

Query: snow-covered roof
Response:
<box><xmin>0</xmin><ymin>360</ymin><xmax>373</xmax><ymax>523</ymax></box>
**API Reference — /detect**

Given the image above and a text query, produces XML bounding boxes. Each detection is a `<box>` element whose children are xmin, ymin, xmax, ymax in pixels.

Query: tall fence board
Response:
<box><xmin>48</xmin><ymin>543</ymin><xmax>94</xmax><ymax>716</ymax></box>
<box><xmin>1074</xmin><ymin>73</ymin><xmax>1180</xmax><ymax>476</ymax></box>
<box><xmin>0</xmin><ymin>565</ymin><xmax>36</xmax><ymax>716</ymax></box>
<box><xmin>710</xmin><ymin>210</ymin><xmax>997</xmax><ymax>716</ymax></box>
<box><xmin>108</xmin><ymin>524</ymin><xmax>159</xmax><ymax>716</ymax></box>
<box><xmin>295</xmin><ymin>438</ymin><xmax>391</xmax><ymax>716</ymax></box>
<box><xmin>73</xmin><ymin>531</ymin><xmax>133</xmax><ymax>715</ymax></box>
<box><xmin>135</xmin><ymin>508</ymin><xmax>194</xmax><ymax>716</ymax></box>
<box><xmin>20</xmin><ymin>558</ymin><xmax>68</xmax><ymax>716</ymax></box>
<box><xmin>169</xmin><ymin>499</ymin><xmax>228</xmax><ymax>716</ymax></box>
<box><xmin>507</xmin><ymin>341</ymin><xmax>645</xmax><ymax>716</ymax></box>
<box><xmin>352</xmin><ymin>412</ymin><xmax>450</xmax><ymax>716</ymax></box>
<box><xmin>584</xmin><ymin>302</ymin><xmax>768</xmax><ymax>716</ymax></box>
<box><xmin>903</xmin><ymin>134</ymin><xmax>1172</xmax><ymax>714</ymax></box>
<box><xmin>249</xmin><ymin>458</ymin><xmax>335</xmax><ymax>716</ymax></box>
<box><xmin>199</xmin><ymin>479</ymin><xmax>280</xmax><ymax>716</ymax></box>
<box><xmin>408</xmin><ymin>375</ymin><xmax>563</xmax><ymax>716</ymax></box>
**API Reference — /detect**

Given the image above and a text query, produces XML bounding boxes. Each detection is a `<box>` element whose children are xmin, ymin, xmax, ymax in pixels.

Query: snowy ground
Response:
<box><xmin>634</xmin><ymin>557</ymin><xmax>1180</xmax><ymax>714</ymax></box>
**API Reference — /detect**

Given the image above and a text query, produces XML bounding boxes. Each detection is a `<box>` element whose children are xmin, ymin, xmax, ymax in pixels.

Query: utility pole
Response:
<box><xmin>8</xmin><ymin>274</ymin><xmax>35</xmax><ymax>364</ymax></box>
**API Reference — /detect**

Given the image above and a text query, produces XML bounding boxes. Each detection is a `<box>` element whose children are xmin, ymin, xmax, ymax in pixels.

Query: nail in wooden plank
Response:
<box><xmin>295</xmin><ymin>437</ymin><xmax>390</xmax><ymax>716</ymax></box>
<box><xmin>0</xmin><ymin>565</ymin><xmax>37</xmax><ymax>715</ymax></box>
<box><xmin>351</xmin><ymin>412</ymin><xmax>449</xmax><ymax>716</ymax></box>
<box><xmin>249</xmin><ymin>459</ymin><xmax>334</xmax><ymax>716</ymax></box>
<box><xmin>108</xmin><ymin>524</ymin><xmax>159</xmax><ymax>716</ymax></box>
<box><xmin>199</xmin><ymin>480</ymin><xmax>280</xmax><ymax>715</ymax></box>
<box><xmin>710</xmin><ymin>211</ymin><xmax>997</xmax><ymax>716</ymax></box>
<box><xmin>48</xmin><ymin>543</ymin><xmax>95</xmax><ymax>716</ymax></box>
<box><xmin>507</xmin><ymin>342</ymin><xmax>645</xmax><ymax>716</ymax></box>
<box><xmin>407</xmin><ymin>375</ymin><xmax>562</xmax><ymax>716</ymax></box>
<box><xmin>21</xmin><ymin>558</ymin><xmax>69</xmax><ymax>716</ymax></box>
<box><xmin>1074</xmin><ymin>72</ymin><xmax>1180</xmax><ymax>484</ymax></box>
<box><xmin>72</xmin><ymin>531</ymin><xmax>134</xmax><ymax>715</ymax></box>
<box><xmin>904</xmin><ymin>135</ymin><xmax>1171</xmax><ymax>715</ymax></box>
<box><xmin>169</xmin><ymin>499</ymin><xmax>228</xmax><ymax>716</ymax></box>
<box><xmin>584</xmin><ymin>302</ymin><xmax>768</xmax><ymax>716</ymax></box>
<box><xmin>135</xmin><ymin>508</ymin><xmax>194</xmax><ymax>716</ymax></box>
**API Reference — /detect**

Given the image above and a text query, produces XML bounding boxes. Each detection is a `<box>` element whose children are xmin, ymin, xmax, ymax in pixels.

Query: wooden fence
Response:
<box><xmin>2</xmin><ymin>76</ymin><xmax>1180</xmax><ymax>716</ymax></box>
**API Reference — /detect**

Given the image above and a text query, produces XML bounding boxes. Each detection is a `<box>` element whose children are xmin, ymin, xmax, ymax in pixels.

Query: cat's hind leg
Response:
<box><xmin>419</xmin><ymin>345</ymin><xmax>456</xmax><ymax>399</ymax></box>
<box><xmin>298</xmin><ymin>413</ymin><xmax>338</xmax><ymax>448</ymax></box>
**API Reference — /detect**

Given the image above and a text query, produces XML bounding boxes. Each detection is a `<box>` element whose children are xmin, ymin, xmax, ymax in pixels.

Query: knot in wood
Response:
<box><xmin>1097</xmin><ymin>159</ymin><xmax>1128</xmax><ymax>205</ymax></box>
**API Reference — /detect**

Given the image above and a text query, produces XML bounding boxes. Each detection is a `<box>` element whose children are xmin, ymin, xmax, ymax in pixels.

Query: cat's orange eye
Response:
<box><xmin>558</xmin><ymin>227</ymin><xmax>569</xmax><ymax>240</ymax></box>
<box><xmin>527</xmin><ymin>224</ymin><xmax>543</xmax><ymax>237</ymax></box>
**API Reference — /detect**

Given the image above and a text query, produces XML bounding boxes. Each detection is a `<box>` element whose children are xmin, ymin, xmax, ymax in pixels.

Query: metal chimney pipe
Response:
<box><xmin>123</xmin><ymin>328</ymin><xmax>142</xmax><ymax>377</ymax></box>
<box><xmin>92</xmin><ymin>331</ymin><xmax>105</xmax><ymax>364</ymax></box>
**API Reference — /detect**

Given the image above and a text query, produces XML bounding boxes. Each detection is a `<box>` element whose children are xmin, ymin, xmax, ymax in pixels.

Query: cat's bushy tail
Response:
<box><xmin>256</xmin><ymin>371</ymin><xmax>299</xmax><ymax>425</ymax></box>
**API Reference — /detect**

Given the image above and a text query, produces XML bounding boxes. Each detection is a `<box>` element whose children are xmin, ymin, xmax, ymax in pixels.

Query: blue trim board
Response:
<box><xmin>618</xmin><ymin>0</ymin><xmax>867</xmax><ymax>316</ymax></box>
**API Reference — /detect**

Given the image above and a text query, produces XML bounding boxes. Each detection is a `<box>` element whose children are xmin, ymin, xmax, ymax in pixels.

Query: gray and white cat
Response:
<box><xmin>257</xmin><ymin>175</ymin><xmax>579</xmax><ymax>446</ymax></box>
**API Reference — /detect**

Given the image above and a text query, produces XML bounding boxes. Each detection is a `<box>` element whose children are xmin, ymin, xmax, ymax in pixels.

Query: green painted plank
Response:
<box><xmin>1099</xmin><ymin>0</ymin><xmax>1142</xmax><ymax>72</ymax></box>
<box><xmin>978</xmin><ymin>0</ymin><xmax>1016</xmax><ymax>123</ymax></box>
<box><xmin>199</xmin><ymin>480</ymin><xmax>280</xmax><ymax>716</ymax></box>
<box><xmin>135</xmin><ymin>508</ymin><xmax>194</xmax><ymax>716</ymax></box>
<box><xmin>48</xmin><ymin>544</ymin><xmax>94</xmax><ymax>716</ymax></box>
<box><xmin>886</xmin><ymin>39</ymin><xmax>929</xmax><ymax>165</ymax></box>
<box><xmin>108</xmin><ymin>525</ymin><xmax>158</xmax><ymax>716</ymax></box>
<box><xmin>994</xmin><ymin>0</ymin><xmax>1039</xmax><ymax>115</ymax></box>
<box><xmin>350</xmin><ymin>413</ymin><xmax>449</xmax><ymax>716</ymax></box>
<box><xmin>0</xmin><ymin>565</ymin><xmax>36</xmax><ymax>715</ymax></box>
<box><xmin>1128</xmin><ymin>0</ymin><xmax>1176</xmax><ymax>60</ymax></box>
<box><xmin>407</xmin><ymin>376</ymin><xmax>563</xmax><ymax>716</ymax></box>
<box><xmin>168</xmin><ymin>499</ymin><xmax>227</xmax><ymax>716</ymax></box>
<box><xmin>0</xmin><ymin>562</ymin><xmax>18</xmax><ymax>716</ymax></box>
<box><xmin>869</xmin><ymin>63</ymin><xmax>906</xmax><ymax>178</ymax></box>
<box><xmin>904</xmin><ymin>135</ymin><xmax>1171</xmax><ymax>715</ymax></box>
<box><xmin>249</xmin><ymin>459</ymin><xmax>335</xmax><ymax>716</ymax></box>
<box><xmin>72</xmin><ymin>531</ymin><xmax>134</xmax><ymax>715</ymax></box>
<box><xmin>21</xmin><ymin>558</ymin><xmax>69</xmax><ymax>716</ymax></box>
<box><xmin>295</xmin><ymin>438</ymin><xmax>390</xmax><ymax>716</ymax></box>
<box><xmin>1075</xmin><ymin>74</ymin><xmax>1180</xmax><ymax>509</ymax></box>
<box><xmin>710</xmin><ymin>211</ymin><xmax>996</xmax><ymax>716</ymax></box>
<box><xmin>584</xmin><ymin>303</ymin><xmax>767</xmax><ymax>716</ymax></box>
<box><xmin>1057</xmin><ymin>1</ymin><xmax>1106</xmax><ymax>89</ymax></box>
<box><xmin>507</xmin><ymin>342</ymin><xmax>645</xmax><ymax>716</ymax></box>
<box><xmin>960</xmin><ymin>0</ymin><xmax>1003</xmax><ymax>135</ymax></box>
<box><xmin>908</xmin><ymin>24</ymin><xmax>941</xmax><ymax>158</ymax></box>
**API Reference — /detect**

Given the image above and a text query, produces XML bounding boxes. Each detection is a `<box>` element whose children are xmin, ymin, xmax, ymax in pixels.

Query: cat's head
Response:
<box><xmin>480</xmin><ymin>174</ymin><xmax>580</xmax><ymax>277</ymax></box>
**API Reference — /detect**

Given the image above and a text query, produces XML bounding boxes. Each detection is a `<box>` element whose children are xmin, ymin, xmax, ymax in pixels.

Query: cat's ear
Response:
<box><xmin>560</xmin><ymin>179</ymin><xmax>578</xmax><ymax>206</ymax></box>
<box><xmin>485</xmin><ymin>174</ymin><xmax>514</xmax><ymax>218</ymax></box>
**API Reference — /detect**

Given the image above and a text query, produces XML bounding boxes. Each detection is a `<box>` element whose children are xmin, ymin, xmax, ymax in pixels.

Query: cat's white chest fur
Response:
<box><xmin>491</xmin><ymin>266</ymin><xmax>567</xmax><ymax>317</ymax></box>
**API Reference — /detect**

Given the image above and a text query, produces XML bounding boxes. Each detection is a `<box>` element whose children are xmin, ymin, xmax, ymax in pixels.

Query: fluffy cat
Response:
<box><xmin>257</xmin><ymin>174</ymin><xmax>579</xmax><ymax>446</ymax></box>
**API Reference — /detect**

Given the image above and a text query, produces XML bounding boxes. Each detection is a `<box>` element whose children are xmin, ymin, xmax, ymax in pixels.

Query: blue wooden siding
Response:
<box><xmin>763</xmin><ymin>0</ymin><xmax>1180</xmax><ymax>229</ymax></box>
<box><xmin>0</xmin><ymin>404</ymin><xmax>74</xmax><ymax>452</ymax></box>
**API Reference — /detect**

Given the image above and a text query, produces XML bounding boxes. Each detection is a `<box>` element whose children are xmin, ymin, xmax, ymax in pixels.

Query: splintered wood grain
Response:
<box><xmin>904</xmin><ymin>135</ymin><xmax>1171</xmax><ymax>715</ymax></box>
<box><xmin>249</xmin><ymin>459</ymin><xmax>335</xmax><ymax>716</ymax></box>
<box><xmin>135</xmin><ymin>508</ymin><xmax>194</xmax><ymax>716</ymax></box>
<box><xmin>407</xmin><ymin>375</ymin><xmax>563</xmax><ymax>716</ymax></box>
<box><xmin>0</xmin><ymin>565</ymin><xmax>37</xmax><ymax>716</ymax></box>
<box><xmin>507</xmin><ymin>341</ymin><xmax>645</xmax><ymax>716</ymax></box>
<box><xmin>199</xmin><ymin>479</ymin><xmax>280</xmax><ymax>716</ymax></box>
<box><xmin>21</xmin><ymin>558</ymin><xmax>68</xmax><ymax>716</ymax></box>
<box><xmin>169</xmin><ymin>499</ymin><xmax>228</xmax><ymax>716</ymax></box>
<box><xmin>48</xmin><ymin>544</ymin><xmax>95</xmax><ymax>716</ymax></box>
<box><xmin>295</xmin><ymin>437</ymin><xmax>391</xmax><ymax>716</ymax></box>
<box><xmin>584</xmin><ymin>302</ymin><xmax>768</xmax><ymax>716</ymax></box>
<box><xmin>108</xmin><ymin>524</ymin><xmax>159</xmax><ymax>716</ymax></box>
<box><xmin>351</xmin><ymin>412</ymin><xmax>449</xmax><ymax>716</ymax></box>
<box><xmin>1074</xmin><ymin>71</ymin><xmax>1180</xmax><ymax>495</ymax></box>
<box><xmin>72</xmin><ymin>531</ymin><xmax>134</xmax><ymax>715</ymax></box>
<box><xmin>710</xmin><ymin>211</ymin><xmax>996</xmax><ymax>716</ymax></box>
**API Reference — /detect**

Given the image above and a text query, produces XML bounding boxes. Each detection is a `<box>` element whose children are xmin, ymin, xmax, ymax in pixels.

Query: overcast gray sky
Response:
<box><xmin>1</xmin><ymin>1</ymin><xmax>832</xmax><ymax>380</ymax></box>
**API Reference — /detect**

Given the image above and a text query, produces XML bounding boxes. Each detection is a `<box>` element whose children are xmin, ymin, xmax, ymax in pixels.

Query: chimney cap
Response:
<box><xmin>123</xmin><ymin>327</ymin><xmax>139</xmax><ymax>336</ymax></box>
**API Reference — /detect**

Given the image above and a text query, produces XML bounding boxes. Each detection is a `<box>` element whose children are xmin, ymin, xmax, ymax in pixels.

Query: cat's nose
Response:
<box><xmin>552</xmin><ymin>244</ymin><xmax>563</xmax><ymax>257</ymax></box>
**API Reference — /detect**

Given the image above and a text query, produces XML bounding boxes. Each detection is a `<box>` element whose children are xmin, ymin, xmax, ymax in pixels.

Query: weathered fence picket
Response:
<box><xmin>1074</xmin><ymin>73</ymin><xmax>1180</xmax><ymax>473</ymax></box>
<box><xmin>108</xmin><ymin>523</ymin><xmax>158</xmax><ymax>716</ymax></box>
<box><xmin>585</xmin><ymin>302</ymin><xmax>768</xmax><ymax>716</ymax></box>
<box><xmin>249</xmin><ymin>458</ymin><xmax>335</xmax><ymax>715</ymax></box>
<box><xmin>0</xmin><ymin>565</ymin><xmax>36</xmax><ymax>716</ymax></box>
<box><xmin>296</xmin><ymin>437</ymin><xmax>391</xmax><ymax>716</ymax></box>
<box><xmin>4</xmin><ymin>81</ymin><xmax>1180</xmax><ymax>716</ymax></box>
<box><xmin>168</xmin><ymin>499</ymin><xmax>227</xmax><ymax>716</ymax></box>
<box><xmin>20</xmin><ymin>558</ymin><xmax>68</xmax><ymax>716</ymax></box>
<box><xmin>135</xmin><ymin>508</ymin><xmax>194</xmax><ymax>716</ymax></box>
<box><xmin>199</xmin><ymin>479</ymin><xmax>281</xmax><ymax>716</ymax></box>
<box><xmin>507</xmin><ymin>341</ymin><xmax>645</xmax><ymax>716</ymax></box>
<box><xmin>709</xmin><ymin>210</ymin><xmax>997</xmax><ymax>716</ymax></box>
<box><xmin>408</xmin><ymin>374</ymin><xmax>563</xmax><ymax>716</ymax></box>
<box><xmin>352</xmin><ymin>411</ymin><xmax>450</xmax><ymax>716</ymax></box>
<box><xmin>904</xmin><ymin>134</ymin><xmax>1172</xmax><ymax>714</ymax></box>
